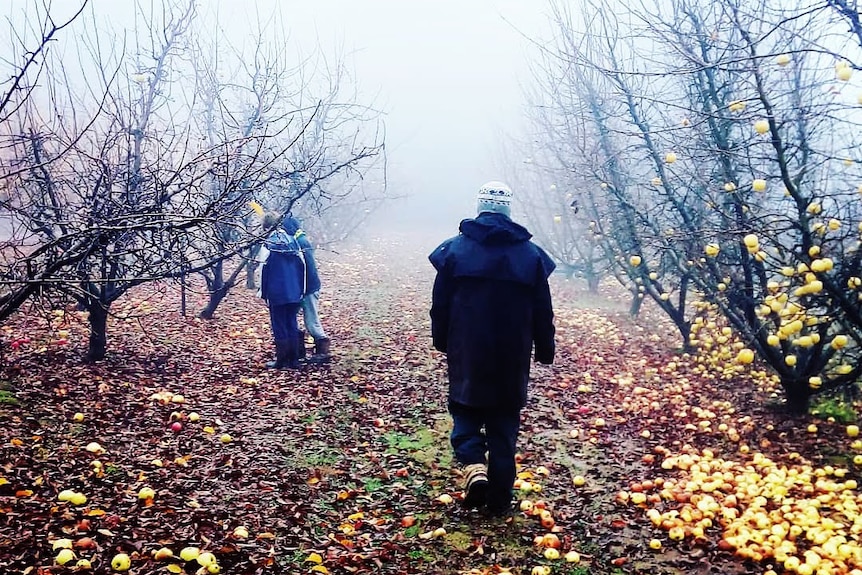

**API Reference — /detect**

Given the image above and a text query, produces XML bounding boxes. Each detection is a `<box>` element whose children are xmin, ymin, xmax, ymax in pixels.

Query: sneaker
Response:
<box><xmin>462</xmin><ymin>463</ymin><xmax>489</xmax><ymax>509</ymax></box>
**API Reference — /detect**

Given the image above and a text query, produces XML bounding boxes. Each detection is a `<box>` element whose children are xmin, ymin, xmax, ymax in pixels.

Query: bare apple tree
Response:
<box><xmin>522</xmin><ymin>2</ymin><xmax>704</xmax><ymax>345</ymax></box>
<box><xmin>188</xmin><ymin>31</ymin><xmax>387</xmax><ymax>309</ymax></box>
<box><xmin>0</xmin><ymin>1</ymin><xmax>356</xmax><ymax>360</ymax></box>
<box><xmin>0</xmin><ymin>1</ymin><xmax>91</xmax><ymax>316</ymax></box>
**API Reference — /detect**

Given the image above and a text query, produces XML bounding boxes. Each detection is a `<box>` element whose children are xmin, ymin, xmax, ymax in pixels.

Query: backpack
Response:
<box><xmin>260</xmin><ymin>229</ymin><xmax>306</xmax><ymax>302</ymax></box>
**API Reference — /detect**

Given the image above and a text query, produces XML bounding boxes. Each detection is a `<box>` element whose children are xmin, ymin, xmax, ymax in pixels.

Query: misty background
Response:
<box><xmin>225</xmin><ymin>0</ymin><xmax>550</xmax><ymax>233</ymax></box>
<box><xmin>5</xmin><ymin>0</ymin><xmax>550</xmax><ymax>234</ymax></box>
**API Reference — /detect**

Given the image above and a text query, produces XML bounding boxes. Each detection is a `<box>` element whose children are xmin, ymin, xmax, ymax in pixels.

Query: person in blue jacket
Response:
<box><xmin>429</xmin><ymin>181</ymin><xmax>556</xmax><ymax>517</ymax></box>
<box><xmin>260</xmin><ymin>213</ymin><xmax>308</xmax><ymax>369</ymax></box>
<box><xmin>282</xmin><ymin>217</ymin><xmax>331</xmax><ymax>364</ymax></box>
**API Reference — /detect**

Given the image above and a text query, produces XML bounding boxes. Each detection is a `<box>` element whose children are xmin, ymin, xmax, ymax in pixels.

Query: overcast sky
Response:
<box><xmin>224</xmin><ymin>1</ymin><xmax>551</xmax><ymax>230</ymax></box>
<box><xmin>5</xmin><ymin>0</ymin><xmax>552</xmax><ymax>231</ymax></box>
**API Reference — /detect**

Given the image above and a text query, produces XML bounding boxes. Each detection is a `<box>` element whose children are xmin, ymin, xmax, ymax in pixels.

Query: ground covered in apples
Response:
<box><xmin>0</xmin><ymin>232</ymin><xmax>857</xmax><ymax>575</ymax></box>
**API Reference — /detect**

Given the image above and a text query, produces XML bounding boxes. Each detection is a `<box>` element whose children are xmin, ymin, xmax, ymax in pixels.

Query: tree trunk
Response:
<box><xmin>199</xmin><ymin>261</ymin><xmax>225</xmax><ymax>320</ymax></box>
<box><xmin>246</xmin><ymin>259</ymin><xmax>259</xmax><ymax>289</ymax></box>
<box><xmin>87</xmin><ymin>303</ymin><xmax>109</xmax><ymax>362</ymax></box>
<box><xmin>180</xmin><ymin>269</ymin><xmax>187</xmax><ymax>316</ymax></box>
<box><xmin>674</xmin><ymin>319</ymin><xmax>693</xmax><ymax>353</ymax></box>
<box><xmin>586</xmin><ymin>273</ymin><xmax>600</xmax><ymax>293</ymax></box>
<box><xmin>629</xmin><ymin>292</ymin><xmax>643</xmax><ymax>317</ymax></box>
<box><xmin>783</xmin><ymin>381</ymin><xmax>811</xmax><ymax>415</ymax></box>
<box><xmin>199</xmin><ymin>286</ymin><xmax>229</xmax><ymax>320</ymax></box>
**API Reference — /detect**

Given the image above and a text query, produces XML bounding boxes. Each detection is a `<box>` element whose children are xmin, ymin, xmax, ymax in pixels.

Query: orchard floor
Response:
<box><xmin>0</xmin><ymin>231</ymin><xmax>856</xmax><ymax>575</ymax></box>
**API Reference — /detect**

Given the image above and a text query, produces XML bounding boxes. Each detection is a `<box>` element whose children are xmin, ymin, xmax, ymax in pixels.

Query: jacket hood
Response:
<box><xmin>266</xmin><ymin>225</ymin><xmax>300</xmax><ymax>253</ymax></box>
<box><xmin>282</xmin><ymin>216</ymin><xmax>301</xmax><ymax>235</ymax></box>
<box><xmin>459</xmin><ymin>212</ymin><xmax>532</xmax><ymax>245</ymax></box>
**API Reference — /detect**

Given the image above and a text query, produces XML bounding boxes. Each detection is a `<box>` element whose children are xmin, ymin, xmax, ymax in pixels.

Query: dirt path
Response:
<box><xmin>0</xmin><ymin>232</ymin><xmax>852</xmax><ymax>575</ymax></box>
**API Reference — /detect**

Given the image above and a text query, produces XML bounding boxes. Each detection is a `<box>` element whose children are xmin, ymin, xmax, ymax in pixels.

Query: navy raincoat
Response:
<box><xmin>429</xmin><ymin>212</ymin><xmax>556</xmax><ymax>411</ymax></box>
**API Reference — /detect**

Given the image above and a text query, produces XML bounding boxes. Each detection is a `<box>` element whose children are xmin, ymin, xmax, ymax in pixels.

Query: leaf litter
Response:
<box><xmin>0</xmin><ymin>232</ymin><xmax>858</xmax><ymax>574</ymax></box>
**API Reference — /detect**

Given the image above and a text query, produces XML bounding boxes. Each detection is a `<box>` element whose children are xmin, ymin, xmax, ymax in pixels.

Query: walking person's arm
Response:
<box><xmin>532</xmin><ymin>259</ymin><xmax>555</xmax><ymax>365</ymax></box>
<box><xmin>429</xmin><ymin>242</ymin><xmax>454</xmax><ymax>354</ymax></box>
<box><xmin>430</xmin><ymin>272</ymin><xmax>452</xmax><ymax>353</ymax></box>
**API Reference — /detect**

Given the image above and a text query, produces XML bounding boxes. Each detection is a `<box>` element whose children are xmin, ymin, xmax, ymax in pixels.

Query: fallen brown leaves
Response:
<box><xmin>0</xmin><ymin>231</ymin><xmax>857</xmax><ymax>574</ymax></box>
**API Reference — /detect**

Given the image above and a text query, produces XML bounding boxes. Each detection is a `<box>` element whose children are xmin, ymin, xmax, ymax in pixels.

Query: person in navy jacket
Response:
<box><xmin>260</xmin><ymin>213</ymin><xmax>308</xmax><ymax>369</ymax></box>
<box><xmin>282</xmin><ymin>217</ymin><xmax>331</xmax><ymax>364</ymax></box>
<box><xmin>429</xmin><ymin>181</ymin><xmax>556</xmax><ymax>517</ymax></box>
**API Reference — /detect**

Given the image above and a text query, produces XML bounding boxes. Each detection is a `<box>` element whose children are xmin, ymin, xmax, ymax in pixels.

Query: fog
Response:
<box><xmin>4</xmin><ymin>0</ymin><xmax>550</xmax><ymax>236</ymax></box>
<box><xmin>223</xmin><ymin>1</ymin><xmax>550</xmax><ymax>233</ymax></box>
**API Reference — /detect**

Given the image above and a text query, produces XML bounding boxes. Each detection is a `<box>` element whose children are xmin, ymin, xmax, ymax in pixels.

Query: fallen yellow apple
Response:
<box><xmin>56</xmin><ymin>549</ymin><xmax>76</xmax><ymax>566</ymax></box>
<box><xmin>138</xmin><ymin>487</ymin><xmax>155</xmax><ymax>500</ymax></box>
<box><xmin>111</xmin><ymin>553</ymin><xmax>131</xmax><ymax>572</ymax></box>
<box><xmin>52</xmin><ymin>539</ymin><xmax>73</xmax><ymax>551</ymax></box>
<box><xmin>196</xmin><ymin>552</ymin><xmax>217</xmax><ymax>567</ymax></box>
<box><xmin>58</xmin><ymin>489</ymin><xmax>76</xmax><ymax>502</ymax></box>
<box><xmin>69</xmin><ymin>492</ymin><xmax>87</xmax><ymax>506</ymax></box>
<box><xmin>180</xmin><ymin>547</ymin><xmax>200</xmax><ymax>562</ymax></box>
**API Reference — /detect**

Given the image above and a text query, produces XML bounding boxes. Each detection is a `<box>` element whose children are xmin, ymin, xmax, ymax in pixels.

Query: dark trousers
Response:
<box><xmin>448</xmin><ymin>400</ymin><xmax>521</xmax><ymax>510</ymax></box>
<box><xmin>269</xmin><ymin>302</ymin><xmax>301</xmax><ymax>356</ymax></box>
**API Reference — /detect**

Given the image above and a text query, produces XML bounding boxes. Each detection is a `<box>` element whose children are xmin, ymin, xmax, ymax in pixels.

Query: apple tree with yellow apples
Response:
<box><xmin>520</xmin><ymin>4</ymin><xmax>741</xmax><ymax>351</ymax></box>
<box><xmin>505</xmin><ymin>150</ymin><xmax>608</xmax><ymax>291</ymax></box>
<box><xmin>524</xmin><ymin>0</ymin><xmax>862</xmax><ymax>412</ymax></box>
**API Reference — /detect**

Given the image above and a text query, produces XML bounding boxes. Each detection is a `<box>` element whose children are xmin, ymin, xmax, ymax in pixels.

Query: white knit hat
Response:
<box><xmin>477</xmin><ymin>181</ymin><xmax>513</xmax><ymax>216</ymax></box>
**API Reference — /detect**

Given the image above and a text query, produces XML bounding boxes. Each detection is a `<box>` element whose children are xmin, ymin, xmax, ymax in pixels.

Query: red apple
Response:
<box><xmin>170</xmin><ymin>422</ymin><xmax>182</xmax><ymax>433</ymax></box>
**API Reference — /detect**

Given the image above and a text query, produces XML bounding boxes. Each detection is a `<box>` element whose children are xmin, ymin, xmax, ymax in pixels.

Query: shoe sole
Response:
<box><xmin>462</xmin><ymin>478</ymin><xmax>489</xmax><ymax>509</ymax></box>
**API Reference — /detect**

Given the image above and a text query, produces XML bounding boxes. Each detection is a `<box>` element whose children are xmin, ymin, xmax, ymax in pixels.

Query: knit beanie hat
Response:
<box><xmin>477</xmin><ymin>181</ymin><xmax>513</xmax><ymax>217</ymax></box>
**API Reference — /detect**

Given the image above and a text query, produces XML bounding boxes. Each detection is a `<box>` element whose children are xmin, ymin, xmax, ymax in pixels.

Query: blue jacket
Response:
<box><xmin>282</xmin><ymin>217</ymin><xmax>321</xmax><ymax>294</ymax></box>
<box><xmin>260</xmin><ymin>225</ymin><xmax>305</xmax><ymax>305</ymax></box>
<box><xmin>429</xmin><ymin>212</ymin><xmax>556</xmax><ymax>410</ymax></box>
